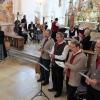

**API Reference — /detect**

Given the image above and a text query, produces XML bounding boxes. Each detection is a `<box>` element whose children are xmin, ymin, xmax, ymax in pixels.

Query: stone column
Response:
<box><xmin>68</xmin><ymin>0</ymin><xmax>75</xmax><ymax>28</ymax></box>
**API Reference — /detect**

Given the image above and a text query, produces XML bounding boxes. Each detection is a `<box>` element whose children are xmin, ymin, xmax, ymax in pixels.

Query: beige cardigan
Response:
<box><xmin>65</xmin><ymin>51</ymin><xmax>87</xmax><ymax>87</ymax></box>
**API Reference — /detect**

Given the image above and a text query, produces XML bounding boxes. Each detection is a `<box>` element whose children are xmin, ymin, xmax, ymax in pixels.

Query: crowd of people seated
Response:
<box><xmin>14</xmin><ymin>15</ymin><xmax>45</xmax><ymax>44</ymax></box>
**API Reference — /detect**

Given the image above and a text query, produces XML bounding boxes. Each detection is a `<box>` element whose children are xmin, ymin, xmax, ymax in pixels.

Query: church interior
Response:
<box><xmin>0</xmin><ymin>0</ymin><xmax>100</xmax><ymax>100</ymax></box>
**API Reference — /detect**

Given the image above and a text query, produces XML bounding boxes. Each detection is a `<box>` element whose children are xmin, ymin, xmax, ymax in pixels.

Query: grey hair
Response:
<box><xmin>71</xmin><ymin>39</ymin><xmax>81</xmax><ymax>48</ymax></box>
<box><xmin>56</xmin><ymin>32</ymin><xmax>64</xmax><ymax>38</ymax></box>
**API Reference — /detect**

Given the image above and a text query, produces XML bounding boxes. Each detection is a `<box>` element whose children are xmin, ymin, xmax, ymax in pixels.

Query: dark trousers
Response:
<box><xmin>67</xmin><ymin>84</ymin><xmax>77</xmax><ymax>100</ymax></box>
<box><xmin>19</xmin><ymin>33</ymin><xmax>28</xmax><ymax>44</ymax></box>
<box><xmin>40</xmin><ymin>58</ymin><xmax>50</xmax><ymax>82</ymax></box>
<box><xmin>52</xmin><ymin>64</ymin><xmax>64</xmax><ymax>94</ymax></box>
<box><xmin>29</xmin><ymin>30</ymin><xmax>34</xmax><ymax>39</ymax></box>
<box><xmin>87</xmin><ymin>85</ymin><xmax>100</xmax><ymax>100</ymax></box>
<box><xmin>66</xmin><ymin>76</ymin><xmax>69</xmax><ymax>92</ymax></box>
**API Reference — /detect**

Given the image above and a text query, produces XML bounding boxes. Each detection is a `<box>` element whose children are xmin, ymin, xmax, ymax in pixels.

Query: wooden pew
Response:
<box><xmin>5</xmin><ymin>34</ymin><xmax>24</xmax><ymax>50</ymax></box>
<box><xmin>83</xmin><ymin>50</ymin><xmax>96</xmax><ymax>68</ymax></box>
<box><xmin>83</xmin><ymin>50</ymin><xmax>96</xmax><ymax>55</ymax></box>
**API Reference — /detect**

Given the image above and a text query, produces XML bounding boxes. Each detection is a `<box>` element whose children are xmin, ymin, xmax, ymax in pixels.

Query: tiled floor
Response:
<box><xmin>0</xmin><ymin>54</ymin><xmax>67</xmax><ymax>100</ymax></box>
<box><xmin>22</xmin><ymin>42</ymin><xmax>41</xmax><ymax>57</ymax></box>
<box><xmin>0</xmin><ymin>32</ymin><xmax>99</xmax><ymax>100</ymax></box>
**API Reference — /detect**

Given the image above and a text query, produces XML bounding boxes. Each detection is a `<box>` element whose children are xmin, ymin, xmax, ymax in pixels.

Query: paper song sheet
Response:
<box><xmin>55</xmin><ymin>61</ymin><xmax>65</xmax><ymax>68</ymax></box>
<box><xmin>79</xmin><ymin>72</ymin><xmax>90</xmax><ymax>80</ymax></box>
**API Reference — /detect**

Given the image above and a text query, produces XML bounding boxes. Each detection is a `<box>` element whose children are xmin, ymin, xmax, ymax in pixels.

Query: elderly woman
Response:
<box><xmin>81</xmin><ymin>27</ymin><xmax>91</xmax><ymax>50</ymax></box>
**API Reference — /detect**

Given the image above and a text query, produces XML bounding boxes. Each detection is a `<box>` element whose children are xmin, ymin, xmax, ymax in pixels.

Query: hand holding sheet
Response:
<box><xmin>79</xmin><ymin>72</ymin><xmax>90</xmax><ymax>80</ymax></box>
<box><xmin>55</xmin><ymin>61</ymin><xmax>65</xmax><ymax>68</ymax></box>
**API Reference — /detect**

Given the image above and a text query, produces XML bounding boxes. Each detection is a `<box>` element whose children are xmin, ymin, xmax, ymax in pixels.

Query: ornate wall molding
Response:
<box><xmin>0</xmin><ymin>0</ymin><xmax>14</xmax><ymax>23</ymax></box>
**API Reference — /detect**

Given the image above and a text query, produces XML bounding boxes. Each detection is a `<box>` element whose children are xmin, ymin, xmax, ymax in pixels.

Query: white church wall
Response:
<box><xmin>12</xmin><ymin>0</ymin><xmax>22</xmax><ymax>20</ymax></box>
<box><xmin>13</xmin><ymin>0</ymin><xmax>69</xmax><ymax>27</ymax></box>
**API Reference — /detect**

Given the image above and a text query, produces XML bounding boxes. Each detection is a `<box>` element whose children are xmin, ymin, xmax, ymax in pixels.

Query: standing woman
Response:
<box><xmin>0</xmin><ymin>26</ymin><xmax>7</xmax><ymax>60</ymax></box>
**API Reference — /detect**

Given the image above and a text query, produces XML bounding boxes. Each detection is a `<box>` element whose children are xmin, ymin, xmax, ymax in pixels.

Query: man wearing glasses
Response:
<box><xmin>48</xmin><ymin>32</ymin><xmax>69</xmax><ymax>97</ymax></box>
<box><xmin>86</xmin><ymin>40</ymin><xmax>100</xmax><ymax>100</ymax></box>
<box><xmin>64</xmin><ymin>39</ymin><xmax>87</xmax><ymax>100</ymax></box>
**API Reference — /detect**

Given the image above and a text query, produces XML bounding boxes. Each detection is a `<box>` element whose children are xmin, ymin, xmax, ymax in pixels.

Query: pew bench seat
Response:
<box><xmin>5</xmin><ymin>34</ymin><xmax>24</xmax><ymax>50</ymax></box>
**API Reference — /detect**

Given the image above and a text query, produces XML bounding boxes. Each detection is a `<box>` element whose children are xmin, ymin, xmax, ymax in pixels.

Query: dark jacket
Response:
<box><xmin>81</xmin><ymin>36</ymin><xmax>91</xmax><ymax>50</ymax></box>
<box><xmin>0</xmin><ymin>31</ymin><xmax>7</xmax><ymax>59</ymax></box>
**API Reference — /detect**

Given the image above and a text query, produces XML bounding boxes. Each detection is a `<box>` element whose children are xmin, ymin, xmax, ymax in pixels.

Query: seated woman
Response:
<box><xmin>0</xmin><ymin>26</ymin><xmax>7</xmax><ymax>60</ymax></box>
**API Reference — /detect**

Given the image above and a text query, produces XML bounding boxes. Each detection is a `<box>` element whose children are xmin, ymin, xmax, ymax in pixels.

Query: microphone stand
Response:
<box><xmin>31</xmin><ymin>62</ymin><xmax>49</xmax><ymax>100</ymax></box>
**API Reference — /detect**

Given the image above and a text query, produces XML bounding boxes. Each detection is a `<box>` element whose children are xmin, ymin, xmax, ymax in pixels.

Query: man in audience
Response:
<box><xmin>28</xmin><ymin>22</ymin><xmax>35</xmax><ymax>40</ymax></box>
<box><xmin>65</xmin><ymin>39</ymin><xmax>87</xmax><ymax>100</ymax></box>
<box><xmin>48</xmin><ymin>32</ymin><xmax>69</xmax><ymax>97</ymax></box>
<box><xmin>17</xmin><ymin>26</ymin><xmax>28</xmax><ymax>44</ymax></box>
<box><xmin>37</xmin><ymin>30</ymin><xmax>54</xmax><ymax>85</ymax></box>
<box><xmin>86</xmin><ymin>39</ymin><xmax>100</xmax><ymax>100</ymax></box>
<box><xmin>21</xmin><ymin>15</ymin><xmax>27</xmax><ymax>31</ymax></box>
<box><xmin>51</xmin><ymin>18</ymin><xmax>59</xmax><ymax>41</ymax></box>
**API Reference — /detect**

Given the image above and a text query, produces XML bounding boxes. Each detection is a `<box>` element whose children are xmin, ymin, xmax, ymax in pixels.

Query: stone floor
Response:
<box><xmin>0</xmin><ymin>31</ymin><xmax>99</xmax><ymax>100</ymax></box>
<box><xmin>22</xmin><ymin>42</ymin><xmax>41</xmax><ymax>57</ymax></box>
<box><xmin>0</xmin><ymin>42</ymin><xmax>67</xmax><ymax>100</ymax></box>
